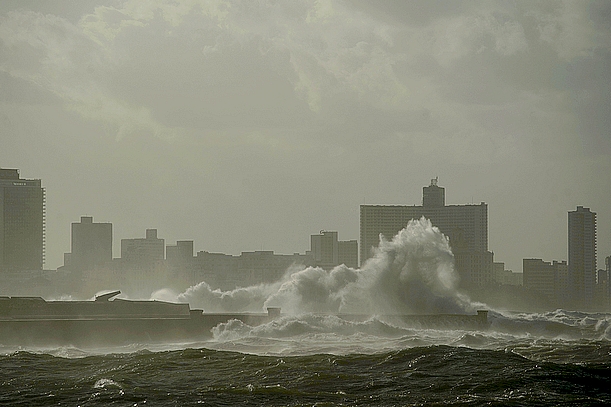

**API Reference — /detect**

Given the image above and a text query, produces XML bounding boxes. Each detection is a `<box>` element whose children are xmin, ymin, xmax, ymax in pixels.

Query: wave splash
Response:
<box><xmin>169</xmin><ymin>218</ymin><xmax>474</xmax><ymax>316</ymax></box>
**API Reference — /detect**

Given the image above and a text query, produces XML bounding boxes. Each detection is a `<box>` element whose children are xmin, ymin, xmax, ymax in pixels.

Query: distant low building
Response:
<box><xmin>166</xmin><ymin>240</ymin><xmax>196</xmax><ymax>288</ymax></box>
<box><xmin>308</xmin><ymin>230</ymin><xmax>358</xmax><ymax>270</ymax></box>
<box><xmin>166</xmin><ymin>240</ymin><xmax>194</xmax><ymax>264</ymax></box>
<box><xmin>523</xmin><ymin>258</ymin><xmax>568</xmax><ymax>306</ymax></box>
<box><xmin>192</xmin><ymin>251</ymin><xmax>238</xmax><ymax>289</ymax></box>
<box><xmin>122</xmin><ymin>229</ymin><xmax>164</xmax><ymax>266</ymax></box>
<box><xmin>121</xmin><ymin>229</ymin><xmax>165</xmax><ymax>282</ymax></box>
<box><xmin>176</xmin><ymin>247</ymin><xmax>311</xmax><ymax>290</ymax></box>
<box><xmin>237</xmin><ymin>250</ymin><xmax>310</xmax><ymax>286</ymax></box>
<box><xmin>65</xmin><ymin>216</ymin><xmax>112</xmax><ymax>272</ymax></box>
<box><xmin>493</xmin><ymin>262</ymin><xmax>522</xmax><ymax>286</ymax></box>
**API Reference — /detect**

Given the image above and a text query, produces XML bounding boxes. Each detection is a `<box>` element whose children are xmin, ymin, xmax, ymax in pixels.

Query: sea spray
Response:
<box><xmin>263</xmin><ymin>217</ymin><xmax>473</xmax><ymax>315</ymax></box>
<box><xmin>173</xmin><ymin>217</ymin><xmax>476</xmax><ymax>315</ymax></box>
<box><xmin>176</xmin><ymin>281</ymin><xmax>284</xmax><ymax>313</ymax></box>
<box><xmin>353</xmin><ymin>216</ymin><xmax>471</xmax><ymax>315</ymax></box>
<box><xmin>172</xmin><ymin>264</ymin><xmax>307</xmax><ymax>312</ymax></box>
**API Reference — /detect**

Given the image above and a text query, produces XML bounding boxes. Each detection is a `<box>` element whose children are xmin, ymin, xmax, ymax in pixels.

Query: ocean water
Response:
<box><xmin>2</xmin><ymin>310</ymin><xmax>611</xmax><ymax>406</ymax></box>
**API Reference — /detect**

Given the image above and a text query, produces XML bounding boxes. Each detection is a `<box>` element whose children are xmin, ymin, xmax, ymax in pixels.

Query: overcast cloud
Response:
<box><xmin>1</xmin><ymin>0</ymin><xmax>609</xmax><ymax>272</ymax></box>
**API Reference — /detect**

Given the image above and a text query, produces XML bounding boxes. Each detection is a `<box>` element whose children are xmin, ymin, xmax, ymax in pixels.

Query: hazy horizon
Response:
<box><xmin>1</xmin><ymin>0</ymin><xmax>610</xmax><ymax>272</ymax></box>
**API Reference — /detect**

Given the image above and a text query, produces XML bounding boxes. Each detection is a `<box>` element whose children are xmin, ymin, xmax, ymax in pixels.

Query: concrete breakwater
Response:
<box><xmin>0</xmin><ymin>292</ymin><xmax>488</xmax><ymax>347</ymax></box>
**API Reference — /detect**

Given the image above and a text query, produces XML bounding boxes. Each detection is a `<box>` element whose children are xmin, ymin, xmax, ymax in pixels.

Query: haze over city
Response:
<box><xmin>3</xmin><ymin>3</ymin><xmax>611</xmax><ymax>405</ymax></box>
<box><xmin>1</xmin><ymin>0</ymin><xmax>610</xmax><ymax>274</ymax></box>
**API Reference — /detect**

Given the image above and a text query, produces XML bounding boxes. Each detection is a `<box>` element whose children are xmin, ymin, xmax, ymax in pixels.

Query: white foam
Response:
<box><xmin>179</xmin><ymin>218</ymin><xmax>474</xmax><ymax>316</ymax></box>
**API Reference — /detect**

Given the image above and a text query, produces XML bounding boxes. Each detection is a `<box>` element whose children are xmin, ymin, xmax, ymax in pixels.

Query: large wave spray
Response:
<box><xmin>168</xmin><ymin>218</ymin><xmax>474</xmax><ymax>315</ymax></box>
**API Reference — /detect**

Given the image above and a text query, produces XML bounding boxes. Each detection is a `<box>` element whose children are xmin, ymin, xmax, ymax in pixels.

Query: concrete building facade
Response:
<box><xmin>0</xmin><ymin>168</ymin><xmax>45</xmax><ymax>272</ymax></box>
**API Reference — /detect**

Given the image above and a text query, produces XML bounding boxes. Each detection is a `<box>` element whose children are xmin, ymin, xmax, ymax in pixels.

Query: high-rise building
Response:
<box><xmin>568</xmin><ymin>206</ymin><xmax>597</xmax><ymax>309</ymax></box>
<box><xmin>0</xmin><ymin>168</ymin><xmax>45</xmax><ymax>272</ymax></box>
<box><xmin>65</xmin><ymin>216</ymin><xmax>112</xmax><ymax>272</ymax></box>
<box><xmin>309</xmin><ymin>231</ymin><xmax>358</xmax><ymax>269</ymax></box>
<box><xmin>360</xmin><ymin>179</ymin><xmax>493</xmax><ymax>286</ymax></box>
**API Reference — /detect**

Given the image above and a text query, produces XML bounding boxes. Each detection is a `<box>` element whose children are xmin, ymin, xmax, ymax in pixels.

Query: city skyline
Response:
<box><xmin>1</xmin><ymin>1</ymin><xmax>610</xmax><ymax>272</ymax></box>
<box><xmin>1</xmin><ymin>166</ymin><xmax>608</xmax><ymax>276</ymax></box>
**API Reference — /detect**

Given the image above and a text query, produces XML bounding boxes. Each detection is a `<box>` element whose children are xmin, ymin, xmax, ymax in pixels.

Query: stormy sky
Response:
<box><xmin>1</xmin><ymin>0</ymin><xmax>609</xmax><ymax>273</ymax></box>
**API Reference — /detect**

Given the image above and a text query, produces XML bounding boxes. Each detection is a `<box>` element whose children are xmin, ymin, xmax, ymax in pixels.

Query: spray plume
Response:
<box><xmin>172</xmin><ymin>218</ymin><xmax>474</xmax><ymax>315</ymax></box>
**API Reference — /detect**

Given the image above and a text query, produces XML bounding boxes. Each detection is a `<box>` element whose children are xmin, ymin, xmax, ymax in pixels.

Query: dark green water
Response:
<box><xmin>2</xmin><ymin>343</ymin><xmax>610</xmax><ymax>406</ymax></box>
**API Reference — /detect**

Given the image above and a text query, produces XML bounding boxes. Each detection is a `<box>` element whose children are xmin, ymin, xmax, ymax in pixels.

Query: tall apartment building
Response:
<box><xmin>568</xmin><ymin>206</ymin><xmax>597</xmax><ymax>309</ymax></box>
<box><xmin>309</xmin><ymin>231</ymin><xmax>358</xmax><ymax>269</ymax></box>
<box><xmin>360</xmin><ymin>178</ymin><xmax>493</xmax><ymax>286</ymax></box>
<box><xmin>0</xmin><ymin>168</ymin><xmax>45</xmax><ymax>272</ymax></box>
<box><xmin>64</xmin><ymin>216</ymin><xmax>112</xmax><ymax>272</ymax></box>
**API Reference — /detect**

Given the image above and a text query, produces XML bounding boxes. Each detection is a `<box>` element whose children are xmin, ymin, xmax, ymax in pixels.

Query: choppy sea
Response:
<box><xmin>2</xmin><ymin>309</ymin><xmax>611</xmax><ymax>406</ymax></box>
